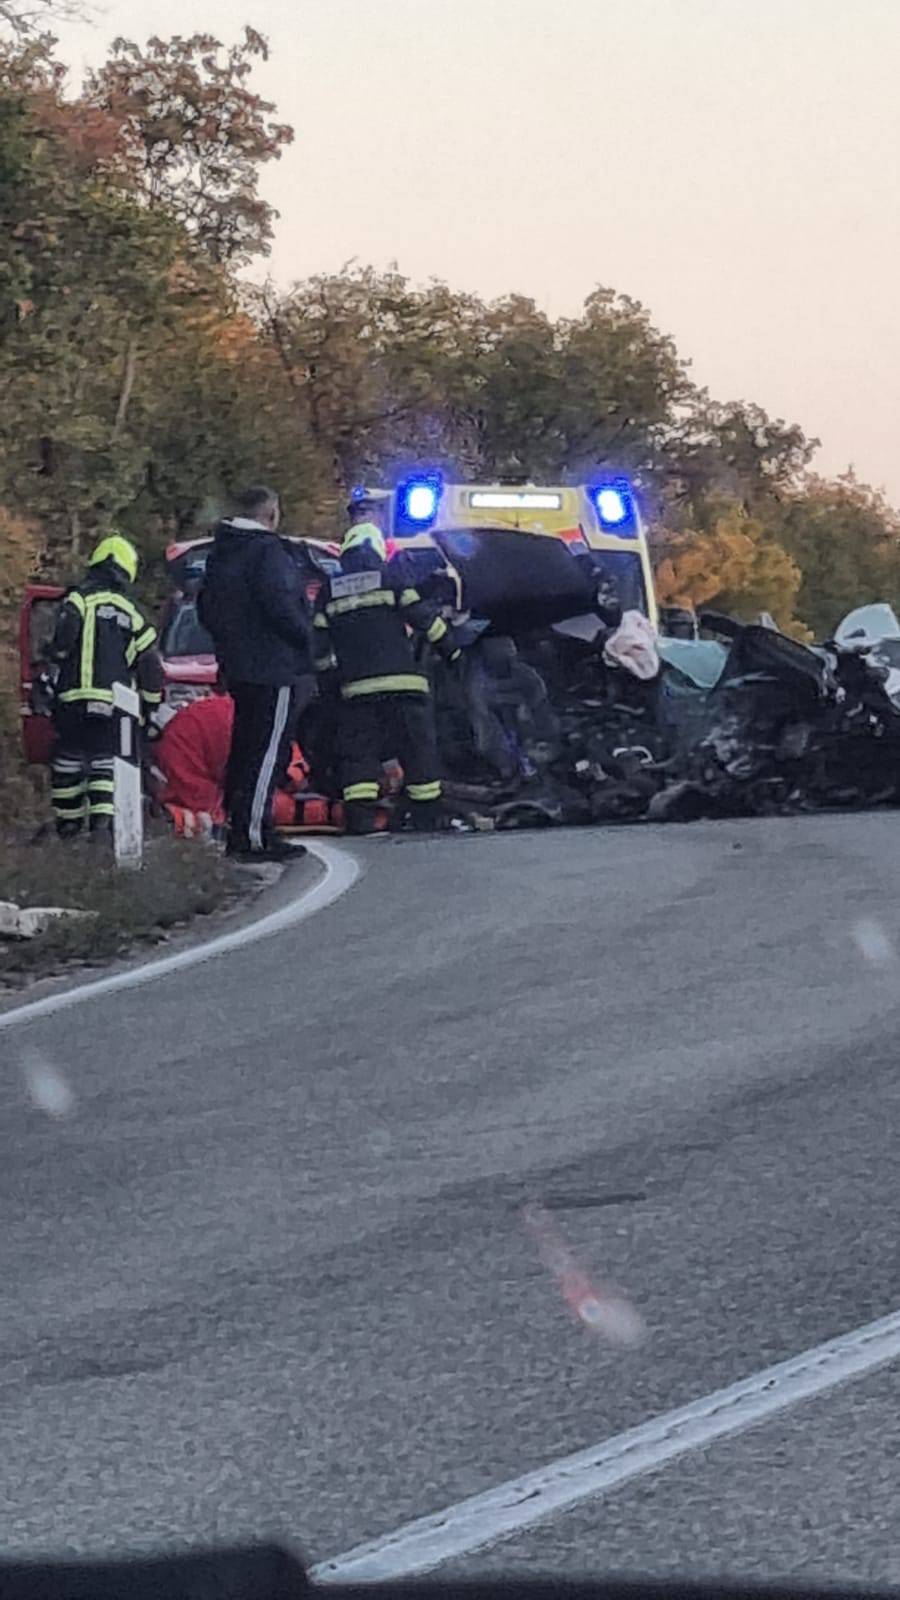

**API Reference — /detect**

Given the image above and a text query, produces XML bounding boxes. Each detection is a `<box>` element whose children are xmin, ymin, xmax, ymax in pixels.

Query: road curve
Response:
<box><xmin>2</xmin><ymin>816</ymin><xmax>900</xmax><ymax>1580</ymax></box>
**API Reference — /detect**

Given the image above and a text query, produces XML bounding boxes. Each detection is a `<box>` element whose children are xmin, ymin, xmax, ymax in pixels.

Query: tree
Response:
<box><xmin>775</xmin><ymin>475</ymin><xmax>900</xmax><ymax>638</ymax></box>
<box><xmin>121</xmin><ymin>269</ymin><xmax>331</xmax><ymax>546</ymax></box>
<box><xmin>655</xmin><ymin>498</ymin><xmax>803</xmax><ymax>632</ymax></box>
<box><xmin>0</xmin><ymin>29</ymin><xmax>306</xmax><ymax>563</ymax></box>
<box><xmin>0</xmin><ymin>36</ymin><xmax>184</xmax><ymax>561</ymax></box>
<box><xmin>254</xmin><ymin>271</ymin><xmax>700</xmax><ymax>512</ymax></box>
<box><xmin>0</xmin><ymin>0</ymin><xmax>84</xmax><ymax>36</ymax></box>
<box><xmin>666</xmin><ymin>398</ymin><xmax>816</xmax><ymax>523</ymax></box>
<box><xmin>0</xmin><ymin>24</ymin><xmax>315</xmax><ymax>588</ymax></box>
<box><xmin>86</xmin><ymin>29</ymin><xmax>293</xmax><ymax>263</ymax></box>
<box><xmin>472</xmin><ymin>287</ymin><xmax>694</xmax><ymax>487</ymax></box>
<box><xmin>253</xmin><ymin>267</ymin><xmax>488</xmax><ymax>522</ymax></box>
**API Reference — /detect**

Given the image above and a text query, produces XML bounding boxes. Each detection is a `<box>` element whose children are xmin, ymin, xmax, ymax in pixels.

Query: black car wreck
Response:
<box><xmin>406</xmin><ymin>530</ymin><xmax>900</xmax><ymax>830</ymax></box>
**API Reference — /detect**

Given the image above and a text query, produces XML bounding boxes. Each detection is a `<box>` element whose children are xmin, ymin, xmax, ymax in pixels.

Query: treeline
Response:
<box><xmin>2</xmin><ymin>9</ymin><xmax>900</xmax><ymax>653</ymax></box>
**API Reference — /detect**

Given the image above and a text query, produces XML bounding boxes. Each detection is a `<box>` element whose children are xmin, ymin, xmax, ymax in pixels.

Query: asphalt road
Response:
<box><xmin>3</xmin><ymin>815</ymin><xmax>900</xmax><ymax>1583</ymax></box>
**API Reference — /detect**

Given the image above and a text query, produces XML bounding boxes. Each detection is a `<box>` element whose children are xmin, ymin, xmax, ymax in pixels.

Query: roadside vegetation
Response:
<box><xmin>0</xmin><ymin>831</ymin><xmax>240</xmax><ymax>984</ymax></box>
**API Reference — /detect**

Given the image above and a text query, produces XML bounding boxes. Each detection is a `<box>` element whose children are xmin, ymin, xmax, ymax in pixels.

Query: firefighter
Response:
<box><xmin>44</xmin><ymin>534</ymin><xmax>163</xmax><ymax>839</ymax></box>
<box><xmin>313</xmin><ymin>514</ymin><xmax>460</xmax><ymax>834</ymax></box>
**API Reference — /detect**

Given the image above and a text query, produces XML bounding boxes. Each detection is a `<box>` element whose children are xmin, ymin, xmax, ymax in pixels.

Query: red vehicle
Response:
<box><xmin>19</xmin><ymin>583</ymin><xmax>65</xmax><ymax>765</ymax></box>
<box><xmin>18</xmin><ymin>534</ymin><xmax>342</xmax><ymax>764</ymax></box>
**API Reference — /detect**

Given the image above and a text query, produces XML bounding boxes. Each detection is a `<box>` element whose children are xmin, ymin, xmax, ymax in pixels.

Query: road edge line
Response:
<box><xmin>0</xmin><ymin>841</ymin><xmax>360</xmax><ymax>1033</ymax></box>
<box><xmin>312</xmin><ymin>1304</ymin><xmax>900</xmax><ymax>1582</ymax></box>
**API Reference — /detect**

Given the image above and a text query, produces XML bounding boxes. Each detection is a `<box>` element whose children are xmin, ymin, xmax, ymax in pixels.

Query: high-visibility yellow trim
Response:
<box><xmin>58</xmin><ymin>687</ymin><xmax>115</xmax><ymax>704</ymax></box>
<box><xmin>87</xmin><ymin>779</ymin><xmax>115</xmax><ymax>793</ymax></box>
<box><xmin>342</xmin><ymin>673</ymin><xmax>429</xmax><ymax>698</ymax></box>
<box><xmin>343</xmin><ymin>782</ymin><xmax>381</xmax><ymax>801</ymax></box>
<box><xmin>50</xmin><ymin>784</ymin><xmax>86</xmax><ymax>800</ymax></box>
<box><xmin>88</xmin><ymin>590</ymin><xmax>144</xmax><ymax>625</ymax></box>
<box><xmin>326</xmin><ymin>589</ymin><xmax>395</xmax><ymax>617</ymax></box>
<box><xmin>140</xmin><ymin>689</ymin><xmax>162</xmax><ymax>705</ymax></box>
<box><xmin>313</xmin><ymin>612</ymin><xmax>330</xmax><ymax>629</ymax></box>
<box><xmin>399</xmin><ymin>588</ymin><xmax>421</xmax><ymax>607</ymax></box>
<box><xmin>80</xmin><ymin>594</ymin><xmax>96</xmax><ymax>693</ymax></box>
<box><xmin>131</xmin><ymin>625</ymin><xmax>157</xmax><ymax>654</ymax></box>
<box><xmin>407</xmin><ymin>780</ymin><xmax>442</xmax><ymax>801</ymax></box>
<box><xmin>72</xmin><ymin>589</ymin><xmax>150</xmax><ymax>689</ymax></box>
<box><xmin>87</xmin><ymin>801</ymin><xmax>115</xmax><ymax>817</ymax></box>
<box><xmin>426</xmin><ymin>616</ymin><xmax>448</xmax><ymax>644</ymax></box>
<box><xmin>68</xmin><ymin>591</ymin><xmax>86</xmax><ymax>617</ymax></box>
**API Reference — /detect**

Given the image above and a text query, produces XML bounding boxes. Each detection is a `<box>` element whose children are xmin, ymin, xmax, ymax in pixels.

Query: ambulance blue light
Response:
<box><xmin>395</xmin><ymin>474</ymin><xmax>442</xmax><ymax>532</ymax></box>
<box><xmin>597</xmin><ymin>488</ymin><xmax>627</xmax><ymax>524</ymax></box>
<box><xmin>590</xmin><ymin>480</ymin><xmax>637</xmax><ymax>534</ymax></box>
<box><xmin>406</xmin><ymin>482</ymin><xmax>439</xmax><ymax>522</ymax></box>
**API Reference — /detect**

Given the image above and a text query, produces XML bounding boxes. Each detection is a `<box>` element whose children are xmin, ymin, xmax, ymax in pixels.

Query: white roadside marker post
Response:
<box><xmin>112</xmin><ymin>681</ymin><xmax>143</xmax><ymax>868</ymax></box>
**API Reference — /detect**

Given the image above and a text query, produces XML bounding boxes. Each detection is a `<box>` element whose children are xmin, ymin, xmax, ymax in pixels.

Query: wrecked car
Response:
<box><xmin>422</xmin><ymin>526</ymin><xmax>900</xmax><ymax>829</ymax></box>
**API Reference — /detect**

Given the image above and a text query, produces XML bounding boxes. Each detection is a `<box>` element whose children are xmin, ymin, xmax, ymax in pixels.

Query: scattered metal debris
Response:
<box><xmin>421</xmin><ymin>533</ymin><xmax>900</xmax><ymax>829</ymax></box>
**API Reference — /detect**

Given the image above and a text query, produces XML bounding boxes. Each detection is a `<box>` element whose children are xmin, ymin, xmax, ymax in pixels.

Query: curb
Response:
<box><xmin>0</xmin><ymin>841</ymin><xmax>361</xmax><ymax>1034</ymax></box>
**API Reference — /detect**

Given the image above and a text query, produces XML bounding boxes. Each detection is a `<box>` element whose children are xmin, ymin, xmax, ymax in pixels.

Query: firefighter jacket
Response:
<box><xmin>47</xmin><ymin>558</ymin><xmax>163</xmax><ymax>716</ymax></box>
<box><xmin>312</xmin><ymin>543</ymin><xmax>459</xmax><ymax>699</ymax></box>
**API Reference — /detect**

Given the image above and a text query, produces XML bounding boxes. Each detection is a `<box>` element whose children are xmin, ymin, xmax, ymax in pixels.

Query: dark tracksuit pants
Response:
<box><xmin>338</xmin><ymin>693</ymin><xmax>442</xmax><ymax>833</ymax></box>
<box><xmin>225</xmin><ymin>677</ymin><xmax>313</xmax><ymax>852</ymax></box>
<box><xmin>51</xmin><ymin>707</ymin><xmax>117</xmax><ymax>837</ymax></box>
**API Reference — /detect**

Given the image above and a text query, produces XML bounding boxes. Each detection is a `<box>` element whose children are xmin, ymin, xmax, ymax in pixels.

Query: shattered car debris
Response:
<box><xmin>423</xmin><ymin>528</ymin><xmax>900</xmax><ymax>829</ymax></box>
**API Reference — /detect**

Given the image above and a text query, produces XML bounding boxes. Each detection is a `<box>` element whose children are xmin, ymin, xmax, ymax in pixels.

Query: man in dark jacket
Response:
<box><xmin>312</xmin><ymin>518</ymin><xmax>460</xmax><ymax>834</ymax></box>
<box><xmin>198</xmin><ymin>485</ymin><xmax>314</xmax><ymax>859</ymax></box>
<box><xmin>44</xmin><ymin>534</ymin><xmax>163</xmax><ymax>839</ymax></box>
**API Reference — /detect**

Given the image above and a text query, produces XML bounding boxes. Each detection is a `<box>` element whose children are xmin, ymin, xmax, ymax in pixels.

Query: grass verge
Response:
<box><xmin>0</xmin><ymin>831</ymin><xmax>242</xmax><ymax>986</ymax></box>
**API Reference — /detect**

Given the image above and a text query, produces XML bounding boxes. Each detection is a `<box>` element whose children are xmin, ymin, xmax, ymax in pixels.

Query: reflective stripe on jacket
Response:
<box><xmin>49</xmin><ymin>564</ymin><xmax>162</xmax><ymax>711</ymax></box>
<box><xmin>313</xmin><ymin>545</ymin><xmax>457</xmax><ymax>700</ymax></box>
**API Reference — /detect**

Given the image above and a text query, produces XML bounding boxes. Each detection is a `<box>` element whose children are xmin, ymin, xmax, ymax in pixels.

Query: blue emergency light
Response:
<box><xmin>590</xmin><ymin>479</ymin><xmax>637</xmax><ymax>535</ymax></box>
<box><xmin>395</xmin><ymin>473</ymin><xmax>442</xmax><ymax>533</ymax></box>
<box><xmin>406</xmin><ymin>483</ymin><xmax>439</xmax><ymax>522</ymax></box>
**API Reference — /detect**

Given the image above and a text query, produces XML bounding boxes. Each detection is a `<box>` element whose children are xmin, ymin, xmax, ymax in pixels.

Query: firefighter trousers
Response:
<box><xmin>338</xmin><ymin>692</ymin><xmax>442</xmax><ymax>833</ymax></box>
<box><xmin>51</xmin><ymin>707</ymin><xmax>118</xmax><ymax>837</ymax></box>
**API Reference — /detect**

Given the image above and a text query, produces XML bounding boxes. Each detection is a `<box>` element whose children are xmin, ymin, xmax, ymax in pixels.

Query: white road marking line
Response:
<box><xmin>312</xmin><ymin>1306</ymin><xmax>900</xmax><ymax>1582</ymax></box>
<box><xmin>0</xmin><ymin>842</ymin><xmax>360</xmax><ymax>1033</ymax></box>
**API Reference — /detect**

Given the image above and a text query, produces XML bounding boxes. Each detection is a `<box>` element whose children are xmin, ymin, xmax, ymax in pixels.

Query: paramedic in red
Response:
<box><xmin>153</xmin><ymin>687</ymin><xmax>308</xmax><ymax>836</ymax></box>
<box><xmin>198</xmin><ymin>485</ymin><xmax>313</xmax><ymax>860</ymax></box>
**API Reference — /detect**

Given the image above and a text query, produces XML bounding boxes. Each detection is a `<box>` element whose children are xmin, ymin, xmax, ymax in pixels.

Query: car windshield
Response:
<box><xmin>162</xmin><ymin>599</ymin><xmax>215</xmax><ymax>659</ymax></box>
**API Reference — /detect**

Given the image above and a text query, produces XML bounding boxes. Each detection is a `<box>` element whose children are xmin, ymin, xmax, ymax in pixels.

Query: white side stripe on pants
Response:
<box><xmin>249</xmin><ymin>685</ymin><xmax>291</xmax><ymax>850</ymax></box>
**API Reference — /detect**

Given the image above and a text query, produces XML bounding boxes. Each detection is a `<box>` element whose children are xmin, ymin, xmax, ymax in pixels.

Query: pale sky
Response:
<box><xmin>53</xmin><ymin>0</ymin><xmax>900</xmax><ymax>502</ymax></box>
